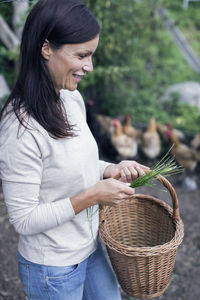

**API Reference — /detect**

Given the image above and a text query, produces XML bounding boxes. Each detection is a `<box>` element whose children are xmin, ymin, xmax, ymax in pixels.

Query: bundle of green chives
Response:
<box><xmin>130</xmin><ymin>145</ymin><xmax>184</xmax><ymax>189</ymax></box>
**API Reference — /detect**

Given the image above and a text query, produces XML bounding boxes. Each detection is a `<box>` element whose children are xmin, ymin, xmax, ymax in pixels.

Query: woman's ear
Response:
<box><xmin>41</xmin><ymin>39</ymin><xmax>52</xmax><ymax>60</ymax></box>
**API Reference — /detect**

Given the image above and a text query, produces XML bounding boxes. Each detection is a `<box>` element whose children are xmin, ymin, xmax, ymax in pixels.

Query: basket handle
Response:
<box><xmin>99</xmin><ymin>174</ymin><xmax>180</xmax><ymax>223</ymax></box>
<box><xmin>156</xmin><ymin>174</ymin><xmax>180</xmax><ymax>220</ymax></box>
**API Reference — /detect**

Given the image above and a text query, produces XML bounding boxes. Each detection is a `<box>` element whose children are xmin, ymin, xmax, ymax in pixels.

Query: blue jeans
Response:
<box><xmin>18</xmin><ymin>241</ymin><xmax>121</xmax><ymax>300</ymax></box>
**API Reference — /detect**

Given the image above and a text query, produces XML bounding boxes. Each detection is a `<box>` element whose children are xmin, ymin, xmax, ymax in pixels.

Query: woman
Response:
<box><xmin>0</xmin><ymin>1</ymin><xmax>149</xmax><ymax>299</ymax></box>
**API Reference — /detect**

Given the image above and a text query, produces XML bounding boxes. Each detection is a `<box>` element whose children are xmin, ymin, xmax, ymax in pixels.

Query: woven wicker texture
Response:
<box><xmin>99</xmin><ymin>175</ymin><xmax>184</xmax><ymax>299</ymax></box>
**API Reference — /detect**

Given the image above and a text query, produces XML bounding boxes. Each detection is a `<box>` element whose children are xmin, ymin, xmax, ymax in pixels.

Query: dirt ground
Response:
<box><xmin>0</xmin><ymin>166</ymin><xmax>200</xmax><ymax>300</ymax></box>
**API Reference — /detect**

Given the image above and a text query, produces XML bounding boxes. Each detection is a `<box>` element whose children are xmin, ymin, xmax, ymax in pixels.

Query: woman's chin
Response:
<box><xmin>64</xmin><ymin>83</ymin><xmax>78</xmax><ymax>91</ymax></box>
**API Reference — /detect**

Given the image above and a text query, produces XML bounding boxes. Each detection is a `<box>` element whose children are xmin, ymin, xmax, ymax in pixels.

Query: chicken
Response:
<box><xmin>169</xmin><ymin>131</ymin><xmax>197</xmax><ymax>171</ymax></box>
<box><xmin>122</xmin><ymin>114</ymin><xmax>142</xmax><ymax>142</ymax></box>
<box><xmin>96</xmin><ymin>114</ymin><xmax>113</xmax><ymax>136</ymax></box>
<box><xmin>111</xmin><ymin>118</ymin><xmax>138</xmax><ymax>159</ymax></box>
<box><xmin>190</xmin><ymin>132</ymin><xmax>200</xmax><ymax>162</ymax></box>
<box><xmin>157</xmin><ymin>123</ymin><xmax>185</xmax><ymax>142</ymax></box>
<box><xmin>141</xmin><ymin>117</ymin><xmax>161</xmax><ymax>160</ymax></box>
<box><xmin>85</xmin><ymin>105</ymin><xmax>117</xmax><ymax>161</ymax></box>
<box><xmin>167</xmin><ymin>130</ymin><xmax>198</xmax><ymax>191</ymax></box>
<box><xmin>191</xmin><ymin>132</ymin><xmax>200</xmax><ymax>150</ymax></box>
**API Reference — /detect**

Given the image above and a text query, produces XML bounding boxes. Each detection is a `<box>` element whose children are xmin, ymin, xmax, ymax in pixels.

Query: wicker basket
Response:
<box><xmin>99</xmin><ymin>175</ymin><xmax>184</xmax><ymax>299</ymax></box>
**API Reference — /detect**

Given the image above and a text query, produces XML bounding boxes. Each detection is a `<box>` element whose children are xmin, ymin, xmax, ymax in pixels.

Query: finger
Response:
<box><xmin>116</xmin><ymin>180</ymin><xmax>135</xmax><ymax>195</ymax></box>
<box><xmin>119</xmin><ymin>169</ymin><xmax>127</xmax><ymax>183</ymax></box>
<box><xmin>117</xmin><ymin>191</ymin><xmax>135</xmax><ymax>203</ymax></box>
<box><xmin>128</xmin><ymin>161</ymin><xmax>149</xmax><ymax>172</ymax></box>
<box><xmin>116</xmin><ymin>182</ymin><xmax>135</xmax><ymax>195</ymax></box>
<box><xmin>136</xmin><ymin>163</ymin><xmax>150</xmax><ymax>171</ymax></box>
<box><xmin>127</xmin><ymin>188</ymin><xmax>135</xmax><ymax>195</ymax></box>
<box><xmin>122</xmin><ymin>167</ymin><xmax>132</xmax><ymax>182</ymax></box>
<box><xmin>123</xmin><ymin>187</ymin><xmax>135</xmax><ymax>196</ymax></box>
<box><xmin>135</xmin><ymin>165</ymin><xmax>145</xmax><ymax>177</ymax></box>
<box><xmin>128</xmin><ymin>166</ymin><xmax>139</xmax><ymax>181</ymax></box>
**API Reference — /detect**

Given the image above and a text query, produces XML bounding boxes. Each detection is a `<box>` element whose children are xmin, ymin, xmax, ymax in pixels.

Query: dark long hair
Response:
<box><xmin>0</xmin><ymin>0</ymin><xmax>100</xmax><ymax>138</ymax></box>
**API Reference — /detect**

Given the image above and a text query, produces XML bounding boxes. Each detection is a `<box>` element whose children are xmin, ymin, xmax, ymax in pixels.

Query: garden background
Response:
<box><xmin>0</xmin><ymin>0</ymin><xmax>200</xmax><ymax>299</ymax></box>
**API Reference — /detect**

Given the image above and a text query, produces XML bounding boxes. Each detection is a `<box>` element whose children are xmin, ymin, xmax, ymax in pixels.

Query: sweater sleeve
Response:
<box><xmin>0</xmin><ymin>128</ymin><xmax>43</xmax><ymax>184</ymax></box>
<box><xmin>2</xmin><ymin>181</ymin><xmax>75</xmax><ymax>235</ymax></box>
<box><xmin>99</xmin><ymin>160</ymin><xmax>113</xmax><ymax>179</ymax></box>
<box><xmin>0</xmin><ymin>128</ymin><xmax>75</xmax><ymax>235</ymax></box>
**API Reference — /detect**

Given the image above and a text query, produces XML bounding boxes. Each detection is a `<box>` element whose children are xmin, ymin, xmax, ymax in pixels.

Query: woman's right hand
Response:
<box><xmin>90</xmin><ymin>178</ymin><xmax>135</xmax><ymax>207</ymax></box>
<box><xmin>70</xmin><ymin>178</ymin><xmax>135</xmax><ymax>214</ymax></box>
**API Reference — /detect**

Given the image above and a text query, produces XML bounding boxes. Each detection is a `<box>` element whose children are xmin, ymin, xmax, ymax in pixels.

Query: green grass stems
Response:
<box><xmin>130</xmin><ymin>145</ymin><xmax>184</xmax><ymax>189</ymax></box>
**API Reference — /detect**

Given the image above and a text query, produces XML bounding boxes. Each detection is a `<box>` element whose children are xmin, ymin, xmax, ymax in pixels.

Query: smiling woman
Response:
<box><xmin>0</xmin><ymin>0</ymin><xmax>101</xmax><ymax>139</ymax></box>
<box><xmin>0</xmin><ymin>1</ymin><xmax>149</xmax><ymax>299</ymax></box>
<box><xmin>42</xmin><ymin>36</ymin><xmax>99</xmax><ymax>93</ymax></box>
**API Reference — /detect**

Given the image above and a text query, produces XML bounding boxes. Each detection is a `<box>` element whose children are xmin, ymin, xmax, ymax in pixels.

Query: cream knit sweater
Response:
<box><xmin>0</xmin><ymin>89</ymin><xmax>111</xmax><ymax>266</ymax></box>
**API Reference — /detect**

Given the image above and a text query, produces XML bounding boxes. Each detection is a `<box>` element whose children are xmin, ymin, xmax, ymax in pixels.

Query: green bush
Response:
<box><xmin>79</xmin><ymin>0</ymin><xmax>200</xmax><ymax>132</ymax></box>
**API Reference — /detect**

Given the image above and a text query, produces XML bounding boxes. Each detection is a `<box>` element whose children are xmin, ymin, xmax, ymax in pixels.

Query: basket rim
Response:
<box><xmin>99</xmin><ymin>193</ymin><xmax>184</xmax><ymax>256</ymax></box>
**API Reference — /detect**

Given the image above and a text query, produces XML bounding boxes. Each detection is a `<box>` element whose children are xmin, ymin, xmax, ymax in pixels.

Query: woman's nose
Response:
<box><xmin>83</xmin><ymin>57</ymin><xmax>93</xmax><ymax>73</ymax></box>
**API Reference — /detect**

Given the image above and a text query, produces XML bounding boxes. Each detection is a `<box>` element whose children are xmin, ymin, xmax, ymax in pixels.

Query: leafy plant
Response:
<box><xmin>80</xmin><ymin>0</ymin><xmax>200</xmax><ymax>133</ymax></box>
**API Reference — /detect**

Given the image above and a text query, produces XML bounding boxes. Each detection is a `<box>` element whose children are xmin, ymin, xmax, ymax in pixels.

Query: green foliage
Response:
<box><xmin>0</xmin><ymin>2</ymin><xmax>14</xmax><ymax>98</ymax></box>
<box><xmin>0</xmin><ymin>42</ymin><xmax>17</xmax><ymax>88</ymax></box>
<box><xmin>166</xmin><ymin>0</ymin><xmax>200</xmax><ymax>57</ymax></box>
<box><xmin>0</xmin><ymin>2</ymin><xmax>18</xmax><ymax>88</ymax></box>
<box><xmin>79</xmin><ymin>0</ymin><xmax>200</xmax><ymax>132</ymax></box>
<box><xmin>0</xmin><ymin>0</ymin><xmax>32</xmax><ymax>88</ymax></box>
<box><xmin>0</xmin><ymin>1</ymin><xmax>37</xmax><ymax>88</ymax></box>
<box><xmin>0</xmin><ymin>46</ymin><xmax>19</xmax><ymax>61</ymax></box>
<box><xmin>0</xmin><ymin>1</ymin><xmax>13</xmax><ymax>27</ymax></box>
<box><xmin>160</xmin><ymin>93</ymin><xmax>200</xmax><ymax>133</ymax></box>
<box><xmin>0</xmin><ymin>0</ymin><xmax>200</xmax><ymax>132</ymax></box>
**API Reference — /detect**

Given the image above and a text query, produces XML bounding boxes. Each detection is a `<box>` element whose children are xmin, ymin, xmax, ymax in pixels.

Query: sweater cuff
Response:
<box><xmin>53</xmin><ymin>198</ymin><xmax>75</xmax><ymax>225</ymax></box>
<box><xmin>99</xmin><ymin>160</ymin><xmax>113</xmax><ymax>180</ymax></box>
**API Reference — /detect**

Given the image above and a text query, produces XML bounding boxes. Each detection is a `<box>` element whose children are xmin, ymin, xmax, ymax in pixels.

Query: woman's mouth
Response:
<box><xmin>73</xmin><ymin>74</ymin><xmax>83</xmax><ymax>82</ymax></box>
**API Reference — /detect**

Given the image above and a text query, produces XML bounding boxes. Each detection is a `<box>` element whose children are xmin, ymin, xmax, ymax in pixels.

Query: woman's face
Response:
<box><xmin>43</xmin><ymin>35</ymin><xmax>99</xmax><ymax>93</ymax></box>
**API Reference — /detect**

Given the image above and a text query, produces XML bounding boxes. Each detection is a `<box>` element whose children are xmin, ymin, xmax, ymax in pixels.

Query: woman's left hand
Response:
<box><xmin>103</xmin><ymin>160</ymin><xmax>150</xmax><ymax>183</ymax></box>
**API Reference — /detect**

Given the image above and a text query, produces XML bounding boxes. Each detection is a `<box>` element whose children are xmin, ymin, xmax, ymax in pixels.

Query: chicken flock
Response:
<box><xmin>86</xmin><ymin>103</ymin><xmax>200</xmax><ymax>191</ymax></box>
<box><xmin>95</xmin><ymin>114</ymin><xmax>200</xmax><ymax>167</ymax></box>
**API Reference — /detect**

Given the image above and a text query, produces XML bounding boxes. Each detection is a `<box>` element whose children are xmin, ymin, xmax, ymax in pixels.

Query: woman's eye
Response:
<box><xmin>79</xmin><ymin>54</ymin><xmax>87</xmax><ymax>59</ymax></box>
